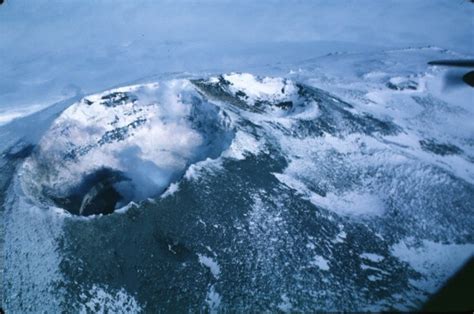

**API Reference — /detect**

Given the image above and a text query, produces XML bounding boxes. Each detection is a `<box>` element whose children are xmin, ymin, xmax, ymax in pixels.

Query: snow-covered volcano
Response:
<box><xmin>19</xmin><ymin>72</ymin><xmax>402</xmax><ymax>217</ymax></box>
<box><xmin>1</xmin><ymin>49</ymin><xmax>473</xmax><ymax>312</ymax></box>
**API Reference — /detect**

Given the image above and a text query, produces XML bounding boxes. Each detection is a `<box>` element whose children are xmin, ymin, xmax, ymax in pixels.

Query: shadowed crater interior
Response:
<box><xmin>49</xmin><ymin>168</ymin><xmax>132</xmax><ymax>216</ymax></box>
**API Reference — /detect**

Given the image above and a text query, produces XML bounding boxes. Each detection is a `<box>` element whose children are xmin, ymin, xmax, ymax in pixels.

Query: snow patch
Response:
<box><xmin>198</xmin><ymin>254</ymin><xmax>221</xmax><ymax>279</ymax></box>
<box><xmin>360</xmin><ymin>252</ymin><xmax>385</xmax><ymax>263</ymax></box>
<box><xmin>205</xmin><ymin>285</ymin><xmax>222</xmax><ymax>314</ymax></box>
<box><xmin>3</xmin><ymin>179</ymin><xmax>66</xmax><ymax>311</ymax></box>
<box><xmin>310</xmin><ymin>190</ymin><xmax>385</xmax><ymax>217</ymax></box>
<box><xmin>310</xmin><ymin>255</ymin><xmax>330</xmax><ymax>271</ymax></box>
<box><xmin>277</xmin><ymin>294</ymin><xmax>293</xmax><ymax>312</ymax></box>
<box><xmin>391</xmin><ymin>239</ymin><xmax>474</xmax><ymax>293</ymax></box>
<box><xmin>334</xmin><ymin>230</ymin><xmax>347</xmax><ymax>243</ymax></box>
<box><xmin>160</xmin><ymin>182</ymin><xmax>180</xmax><ymax>199</ymax></box>
<box><xmin>79</xmin><ymin>285</ymin><xmax>142</xmax><ymax>313</ymax></box>
<box><xmin>0</xmin><ymin>103</ymin><xmax>50</xmax><ymax>126</ymax></box>
<box><xmin>223</xmin><ymin>73</ymin><xmax>297</xmax><ymax>105</ymax></box>
<box><xmin>222</xmin><ymin>131</ymin><xmax>262</xmax><ymax>160</ymax></box>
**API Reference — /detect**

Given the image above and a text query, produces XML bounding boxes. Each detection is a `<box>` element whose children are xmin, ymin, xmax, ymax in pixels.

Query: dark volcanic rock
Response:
<box><xmin>51</xmin><ymin>168</ymin><xmax>131</xmax><ymax>216</ymax></box>
<box><xmin>387</xmin><ymin>80</ymin><xmax>418</xmax><ymax>91</ymax></box>
<box><xmin>100</xmin><ymin>92</ymin><xmax>137</xmax><ymax>107</ymax></box>
<box><xmin>420</xmin><ymin>139</ymin><xmax>463</xmax><ymax>156</ymax></box>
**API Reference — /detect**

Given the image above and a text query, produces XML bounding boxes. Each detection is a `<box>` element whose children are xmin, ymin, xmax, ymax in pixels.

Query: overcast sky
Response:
<box><xmin>0</xmin><ymin>0</ymin><xmax>472</xmax><ymax>120</ymax></box>
<box><xmin>1</xmin><ymin>0</ymin><xmax>472</xmax><ymax>52</ymax></box>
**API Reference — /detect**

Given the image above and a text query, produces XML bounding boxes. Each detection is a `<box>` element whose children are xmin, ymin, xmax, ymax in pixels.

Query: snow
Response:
<box><xmin>333</xmin><ymin>230</ymin><xmax>347</xmax><ymax>243</ymax></box>
<box><xmin>160</xmin><ymin>182</ymin><xmax>180</xmax><ymax>199</ymax></box>
<box><xmin>391</xmin><ymin>239</ymin><xmax>474</xmax><ymax>293</ymax></box>
<box><xmin>183</xmin><ymin>157</ymin><xmax>224</xmax><ymax>181</ymax></box>
<box><xmin>311</xmin><ymin>255</ymin><xmax>330</xmax><ymax>271</ymax></box>
<box><xmin>368</xmin><ymin>275</ymin><xmax>382</xmax><ymax>282</ymax></box>
<box><xmin>3</xmin><ymin>178</ymin><xmax>66</xmax><ymax>311</ymax></box>
<box><xmin>273</xmin><ymin>136</ymin><xmax>387</xmax><ymax>218</ymax></box>
<box><xmin>0</xmin><ymin>104</ymin><xmax>48</xmax><ymax>125</ymax></box>
<box><xmin>310</xmin><ymin>191</ymin><xmax>385</xmax><ymax>217</ymax></box>
<box><xmin>360</xmin><ymin>264</ymin><xmax>389</xmax><ymax>274</ymax></box>
<box><xmin>360</xmin><ymin>253</ymin><xmax>385</xmax><ymax>263</ymax></box>
<box><xmin>205</xmin><ymin>285</ymin><xmax>222</xmax><ymax>313</ymax></box>
<box><xmin>277</xmin><ymin>294</ymin><xmax>293</xmax><ymax>312</ymax></box>
<box><xmin>79</xmin><ymin>285</ymin><xmax>142</xmax><ymax>313</ymax></box>
<box><xmin>222</xmin><ymin>131</ymin><xmax>263</xmax><ymax>160</ymax></box>
<box><xmin>223</xmin><ymin>73</ymin><xmax>297</xmax><ymax>105</ymax></box>
<box><xmin>198</xmin><ymin>254</ymin><xmax>221</xmax><ymax>279</ymax></box>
